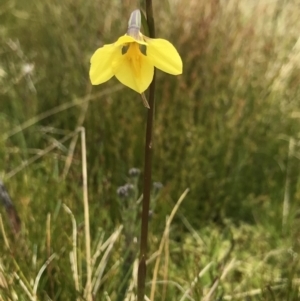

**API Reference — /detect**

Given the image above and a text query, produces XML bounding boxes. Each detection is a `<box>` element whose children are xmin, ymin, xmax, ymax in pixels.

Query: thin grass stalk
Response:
<box><xmin>0</xmin><ymin>85</ymin><xmax>123</xmax><ymax>142</ymax></box>
<box><xmin>91</xmin><ymin>232</ymin><xmax>105</xmax><ymax>267</ymax></box>
<box><xmin>282</xmin><ymin>137</ymin><xmax>294</xmax><ymax>230</ymax></box>
<box><xmin>32</xmin><ymin>253</ymin><xmax>57</xmax><ymax>300</ymax></box>
<box><xmin>179</xmin><ymin>262</ymin><xmax>214</xmax><ymax>301</ymax></box>
<box><xmin>97</xmin><ymin>259</ymin><xmax>121</xmax><ymax>286</ymax></box>
<box><xmin>149</xmin><ymin>280</ymin><xmax>189</xmax><ymax>298</ymax></box>
<box><xmin>13</xmin><ymin>272</ymin><xmax>34</xmax><ymax>301</ymax></box>
<box><xmin>104</xmin><ymin>292</ymin><xmax>112</xmax><ymax>301</ymax></box>
<box><xmin>1</xmin><ymin>85</ymin><xmax>122</xmax><ymax>142</ymax></box>
<box><xmin>46</xmin><ymin>213</ymin><xmax>55</xmax><ymax>299</ymax></box>
<box><xmin>0</xmin><ymin>263</ymin><xmax>8</xmax><ymax>290</ymax></box>
<box><xmin>137</xmin><ymin>1</ymin><xmax>156</xmax><ymax>300</ymax></box>
<box><xmin>162</xmin><ymin>217</ymin><xmax>169</xmax><ymax>301</ymax></box>
<box><xmin>222</xmin><ymin>284</ymin><xmax>288</xmax><ymax>300</ymax></box>
<box><xmin>201</xmin><ymin>258</ymin><xmax>236</xmax><ymax>301</ymax></box>
<box><xmin>0</xmin><ymin>215</ymin><xmax>10</xmax><ymax>250</ymax></box>
<box><xmin>92</xmin><ymin>225</ymin><xmax>123</xmax><ymax>296</ymax></box>
<box><xmin>1</xmin><ymin>215</ymin><xmax>32</xmax><ymax>297</ymax></box>
<box><xmin>62</xmin><ymin>84</ymin><xmax>92</xmax><ymax>178</ymax></box>
<box><xmin>150</xmin><ymin>189</ymin><xmax>189</xmax><ymax>300</ymax></box>
<box><xmin>63</xmin><ymin>204</ymin><xmax>80</xmax><ymax>294</ymax></box>
<box><xmin>80</xmin><ymin>127</ymin><xmax>92</xmax><ymax>301</ymax></box>
<box><xmin>4</xmin><ymin>130</ymin><xmax>80</xmax><ymax>180</ymax></box>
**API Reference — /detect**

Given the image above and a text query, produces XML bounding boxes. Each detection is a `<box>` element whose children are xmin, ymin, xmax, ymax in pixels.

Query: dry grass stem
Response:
<box><xmin>63</xmin><ymin>204</ymin><xmax>80</xmax><ymax>293</ymax></box>
<box><xmin>13</xmin><ymin>272</ymin><xmax>34</xmax><ymax>301</ymax></box>
<box><xmin>4</xmin><ymin>130</ymin><xmax>80</xmax><ymax>180</ymax></box>
<box><xmin>150</xmin><ymin>188</ymin><xmax>189</xmax><ymax>301</ymax></box>
<box><xmin>92</xmin><ymin>225</ymin><xmax>123</xmax><ymax>296</ymax></box>
<box><xmin>282</xmin><ymin>137</ymin><xmax>295</xmax><ymax>229</ymax></box>
<box><xmin>202</xmin><ymin>258</ymin><xmax>236</xmax><ymax>301</ymax></box>
<box><xmin>179</xmin><ymin>262</ymin><xmax>214</xmax><ymax>301</ymax></box>
<box><xmin>80</xmin><ymin>127</ymin><xmax>92</xmax><ymax>301</ymax></box>
<box><xmin>1</xmin><ymin>85</ymin><xmax>122</xmax><ymax>142</ymax></box>
<box><xmin>62</xmin><ymin>84</ymin><xmax>92</xmax><ymax>178</ymax></box>
<box><xmin>162</xmin><ymin>215</ymin><xmax>169</xmax><ymax>301</ymax></box>
<box><xmin>32</xmin><ymin>253</ymin><xmax>57</xmax><ymax>300</ymax></box>
<box><xmin>0</xmin><ymin>215</ymin><xmax>10</xmax><ymax>250</ymax></box>
<box><xmin>149</xmin><ymin>280</ymin><xmax>191</xmax><ymax>299</ymax></box>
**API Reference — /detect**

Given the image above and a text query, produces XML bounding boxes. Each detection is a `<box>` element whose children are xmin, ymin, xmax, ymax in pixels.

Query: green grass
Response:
<box><xmin>1</xmin><ymin>0</ymin><xmax>300</xmax><ymax>300</ymax></box>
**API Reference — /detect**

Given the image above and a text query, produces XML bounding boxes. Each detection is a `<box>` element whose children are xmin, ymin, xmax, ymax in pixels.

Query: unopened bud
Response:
<box><xmin>127</xmin><ymin>9</ymin><xmax>141</xmax><ymax>40</ymax></box>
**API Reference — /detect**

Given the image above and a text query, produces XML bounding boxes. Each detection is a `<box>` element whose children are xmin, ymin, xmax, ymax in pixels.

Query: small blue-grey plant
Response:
<box><xmin>116</xmin><ymin>168</ymin><xmax>163</xmax><ymax>300</ymax></box>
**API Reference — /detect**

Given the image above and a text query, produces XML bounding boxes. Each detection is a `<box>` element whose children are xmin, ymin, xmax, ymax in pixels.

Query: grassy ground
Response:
<box><xmin>1</xmin><ymin>0</ymin><xmax>300</xmax><ymax>300</ymax></box>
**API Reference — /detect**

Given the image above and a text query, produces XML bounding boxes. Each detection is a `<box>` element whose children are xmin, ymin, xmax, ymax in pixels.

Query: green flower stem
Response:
<box><xmin>137</xmin><ymin>1</ymin><xmax>156</xmax><ymax>301</ymax></box>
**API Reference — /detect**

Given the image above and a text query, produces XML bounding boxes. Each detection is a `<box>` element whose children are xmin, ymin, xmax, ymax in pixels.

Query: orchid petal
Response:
<box><xmin>89</xmin><ymin>43</ymin><xmax>119</xmax><ymax>85</ymax></box>
<box><xmin>146</xmin><ymin>38</ymin><xmax>183</xmax><ymax>75</ymax></box>
<box><xmin>113</xmin><ymin>43</ymin><xmax>154</xmax><ymax>93</ymax></box>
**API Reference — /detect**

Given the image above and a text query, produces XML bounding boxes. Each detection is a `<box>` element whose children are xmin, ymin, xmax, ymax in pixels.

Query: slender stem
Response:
<box><xmin>81</xmin><ymin>127</ymin><xmax>92</xmax><ymax>301</ymax></box>
<box><xmin>137</xmin><ymin>1</ymin><xmax>156</xmax><ymax>300</ymax></box>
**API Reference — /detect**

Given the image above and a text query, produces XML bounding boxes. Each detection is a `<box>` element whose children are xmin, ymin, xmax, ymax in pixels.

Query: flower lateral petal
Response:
<box><xmin>90</xmin><ymin>43</ymin><xmax>118</xmax><ymax>85</ymax></box>
<box><xmin>145</xmin><ymin>38</ymin><xmax>183</xmax><ymax>75</ymax></box>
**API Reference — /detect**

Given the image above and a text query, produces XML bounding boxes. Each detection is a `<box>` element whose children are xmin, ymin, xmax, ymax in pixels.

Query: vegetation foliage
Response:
<box><xmin>1</xmin><ymin>0</ymin><xmax>300</xmax><ymax>300</ymax></box>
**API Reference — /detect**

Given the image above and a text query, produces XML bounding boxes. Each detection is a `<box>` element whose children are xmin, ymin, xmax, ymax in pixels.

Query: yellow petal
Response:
<box><xmin>146</xmin><ymin>38</ymin><xmax>183</xmax><ymax>75</ymax></box>
<box><xmin>115</xmin><ymin>35</ymin><xmax>147</xmax><ymax>47</ymax></box>
<box><xmin>89</xmin><ymin>43</ymin><xmax>118</xmax><ymax>85</ymax></box>
<box><xmin>113</xmin><ymin>44</ymin><xmax>154</xmax><ymax>93</ymax></box>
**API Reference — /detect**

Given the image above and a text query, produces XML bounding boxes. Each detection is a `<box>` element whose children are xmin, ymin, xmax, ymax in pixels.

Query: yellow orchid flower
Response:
<box><xmin>89</xmin><ymin>9</ymin><xmax>182</xmax><ymax>94</ymax></box>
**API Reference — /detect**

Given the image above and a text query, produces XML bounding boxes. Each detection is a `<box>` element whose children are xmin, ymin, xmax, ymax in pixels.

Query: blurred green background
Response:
<box><xmin>2</xmin><ymin>0</ymin><xmax>300</xmax><ymax>226</ymax></box>
<box><xmin>1</xmin><ymin>0</ymin><xmax>300</xmax><ymax>300</ymax></box>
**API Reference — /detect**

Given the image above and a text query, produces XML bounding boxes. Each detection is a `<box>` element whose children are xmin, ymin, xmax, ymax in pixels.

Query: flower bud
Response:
<box><xmin>127</xmin><ymin>9</ymin><xmax>142</xmax><ymax>40</ymax></box>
